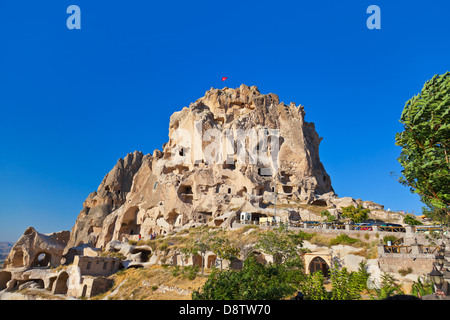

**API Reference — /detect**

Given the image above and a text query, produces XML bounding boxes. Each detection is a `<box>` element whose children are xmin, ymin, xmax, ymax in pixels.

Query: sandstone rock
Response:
<box><xmin>328</xmin><ymin>197</ymin><xmax>358</xmax><ymax>209</ymax></box>
<box><xmin>65</xmin><ymin>151</ymin><xmax>144</xmax><ymax>251</ymax></box>
<box><xmin>2</xmin><ymin>227</ymin><xmax>69</xmax><ymax>270</ymax></box>
<box><xmin>63</xmin><ymin>84</ymin><xmax>335</xmax><ymax>251</ymax></box>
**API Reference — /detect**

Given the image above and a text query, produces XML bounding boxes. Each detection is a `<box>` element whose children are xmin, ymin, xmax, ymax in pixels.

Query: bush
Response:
<box><xmin>403</xmin><ymin>214</ymin><xmax>423</xmax><ymax>226</ymax></box>
<box><xmin>398</xmin><ymin>267</ymin><xmax>413</xmax><ymax>277</ymax></box>
<box><xmin>100</xmin><ymin>251</ymin><xmax>126</xmax><ymax>261</ymax></box>
<box><xmin>181</xmin><ymin>265</ymin><xmax>200</xmax><ymax>281</ymax></box>
<box><xmin>411</xmin><ymin>276</ymin><xmax>434</xmax><ymax>297</ymax></box>
<box><xmin>158</xmin><ymin>241</ymin><xmax>169</xmax><ymax>251</ymax></box>
<box><xmin>298</xmin><ymin>270</ymin><xmax>328</xmax><ymax>300</ymax></box>
<box><xmin>370</xmin><ymin>273</ymin><xmax>404</xmax><ymax>299</ymax></box>
<box><xmin>171</xmin><ymin>265</ymin><xmax>181</xmax><ymax>277</ymax></box>
<box><xmin>341</xmin><ymin>205</ymin><xmax>370</xmax><ymax>223</ymax></box>
<box><xmin>299</xmin><ymin>261</ymin><xmax>370</xmax><ymax>300</ymax></box>
<box><xmin>329</xmin><ymin>234</ymin><xmax>360</xmax><ymax>246</ymax></box>
<box><xmin>382</xmin><ymin>235</ymin><xmax>398</xmax><ymax>245</ymax></box>
<box><xmin>192</xmin><ymin>257</ymin><xmax>301</xmax><ymax>300</ymax></box>
<box><xmin>321</xmin><ymin>210</ymin><xmax>336</xmax><ymax>222</ymax></box>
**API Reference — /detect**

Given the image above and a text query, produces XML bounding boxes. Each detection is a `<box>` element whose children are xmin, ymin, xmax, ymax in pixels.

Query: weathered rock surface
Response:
<box><xmin>2</xmin><ymin>227</ymin><xmax>69</xmax><ymax>270</ymax></box>
<box><xmin>65</xmin><ymin>151</ymin><xmax>144</xmax><ymax>250</ymax></box>
<box><xmin>65</xmin><ymin>84</ymin><xmax>335</xmax><ymax>250</ymax></box>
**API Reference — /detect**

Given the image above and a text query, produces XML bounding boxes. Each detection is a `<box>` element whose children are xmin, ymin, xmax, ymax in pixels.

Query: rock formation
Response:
<box><xmin>2</xmin><ymin>227</ymin><xmax>69</xmax><ymax>270</ymax></box>
<box><xmin>1</xmin><ymin>85</ymin><xmax>420</xmax><ymax>300</ymax></box>
<box><xmin>65</xmin><ymin>84</ymin><xmax>334</xmax><ymax>250</ymax></box>
<box><xmin>66</xmin><ymin>151</ymin><xmax>143</xmax><ymax>249</ymax></box>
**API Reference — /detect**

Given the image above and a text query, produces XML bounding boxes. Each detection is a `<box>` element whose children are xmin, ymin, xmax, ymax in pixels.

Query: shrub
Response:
<box><xmin>403</xmin><ymin>214</ymin><xmax>423</xmax><ymax>226</ymax></box>
<box><xmin>159</xmin><ymin>241</ymin><xmax>169</xmax><ymax>252</ymax></box>
<box><xmin>321</xmin><ymin>210</ymin><xmax>336</xmax><ymax>222</ymax></box>
<box><xmin>192</xmin><ymin>257</ymin><xmax>300</xmax><ymax>300</ymax></box>
<box><xmin>398</xmin><ymin>267</ymin><xmax>413</xmax><ymax>277</ymax></box>
<box><xmin>341</xmin><ymin>205</ymin><xmax>370</xmax><ymax>223</ymax></box>
<box><xmin>411</xmin><ymin>276</ymin><xmax>434</xmax><ymax>297</ymax></box>
<box><xmin>181</xmin><ymin>265</ymin><xmax>200</xmax><ymax>281</ymax></box>
<box><xmin>382</xmin><ymin>235</ymin><xmax>398</xmax><ymax>245</ymax></box>
<box><xmin>299</xmin><ymin>270</ymin><xmax>329</xmax><ymax>300</ymax></box>
<box><xmin>370</xmin><ymin>273</ymin><xmax>404</xmax><ymax>299</ymax></box>
<box><xmin>100</xmin><ymin>251</ymin><xmax>126</xmax><ymax>260</ymax></box>
<box><xmin>171</xmin><ymin>265</ymin><xmax>181</xmax><ymax>277</ymax></box>
<box><xmin>329</xmin><ymin>234</ymin><xmax>360</xmax><ymax>246</ymax></box>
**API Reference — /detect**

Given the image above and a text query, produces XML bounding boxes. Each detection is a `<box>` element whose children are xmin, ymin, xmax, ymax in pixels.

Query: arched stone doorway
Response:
<box><xmin>119</xmin><ymin>206</ymin><xmax>140</xmax><ymax>237</ymax></box>
<box><xmin>81</xmin><ymin>284</ymin><xmax>88</xmax><ymax>298</ymax></box>
<box><xmin>206</xmin><ymin>255</ymin><xmax>217</xmax><ymax>268</ymax></box>
<box><xmin>308</xmin><ymin>256</ymin><xmax>330</xmax><ymax>278</ymax></box>
<box><xmin>192</xmin><ymin>255</ymin><xmax>203</xmax><ymax>268</ymax></box>
<box><xmin>0</xmin><ymin>271</ymin><xmax>12</xmax><ymax>290</ymax></box>
<box><xmin>53</xmin><ymin>272</ymin><xmax>69</xmax><ymax>295</ymax></box>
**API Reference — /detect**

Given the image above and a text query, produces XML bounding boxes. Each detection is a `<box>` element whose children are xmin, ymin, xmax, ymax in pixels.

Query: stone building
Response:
<box><xmin>73</xmin><ymin>255</ymin><xmax>120</xmax><ymax>277</ymax></box>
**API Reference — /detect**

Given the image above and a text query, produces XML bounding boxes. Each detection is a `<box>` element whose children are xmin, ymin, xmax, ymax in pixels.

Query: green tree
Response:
<box><xmin>192</xmin><ymin>256</ymin><xmax>299</xmax><ymax>300</ymax></box>
<box><xmin>255</xmin><ymin>225</ymin><xmax>306</xmax><ymax>267</ymax></box>
<box><xmin>341</xmin><ymin>205</ymin><xmax>370</xmax><ymax>223</ymax></box>
<box><xmin>395</xmin><ymin>72</ymin><xmax>450</xmax><ymax>217</ymax></box>
<box><xmin>370</xmin><ymin>272</ymin><xmax>404</xmax><ymax>300</ymax></box>
<box><xmin>422</xmin><ymin>205</ymin><xmax>450</xmax><ymax>226</ymax></box>
<box><xmin>210</xmin><ymin>236</ymin><xmax>240</xmax><ymax>270</ymax></box>
<box><xmin>411</xmin><ymin>276</ymin><xmax>434</xmax><ymax>298</ymax></box>
<box><xmin>329</xmin><ymin>265</ymin><xmax>360</xmax><ymax>300</ymax></box>
<box><xmin>188</xmin><ymin>227</ymin><xmax>217</xmax><ymax>275</ymax></box>
<box><xmin>403</xmin><ymin>214</ymin><xmax>423</xmax><ymax>226</ymax></box>
<box><xmin>351</xmin><ymin>260</ymin><xmax>371</xmax><ymax>293</ymax></box>
<box><xmin>327</xmin><ymin>260</ymin><xmax>370</xmax><ymax>300</ymax></box>
<box><xmin>298</xmin><ymin>270</ymin><xmax>329</xmax><ymax>300</ymax></box>
<box><xmin>177</xmin><ymin>246</ymin><xmax>191</xmax><ymax>271</ymax></box>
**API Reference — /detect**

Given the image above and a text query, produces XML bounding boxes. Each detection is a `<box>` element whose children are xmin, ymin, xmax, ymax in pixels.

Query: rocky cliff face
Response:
<box><xmin>66</xmin><ymin>151</ymin><xmax>144</xmax><ymax>249</ymax></box>
<box><xmin>66</xmin><ymin>84</ymin><xmax>334</xmax><ymax>250</ymax></box>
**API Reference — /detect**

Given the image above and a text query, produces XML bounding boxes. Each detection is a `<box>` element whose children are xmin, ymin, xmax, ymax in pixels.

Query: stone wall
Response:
<box><xmin>73</xmin><ymin>256</ymin><xmax>119</xmax><ymax>277</ymax></box>
<box><xmin>378</xmin><ymin>255</ymin><xmax>434</xmax><ymax>276</ymax></box>
<box><xmin>79</xmin><ymin>277</ymin><xmax>113</xmax><ymax>298</ymax></box>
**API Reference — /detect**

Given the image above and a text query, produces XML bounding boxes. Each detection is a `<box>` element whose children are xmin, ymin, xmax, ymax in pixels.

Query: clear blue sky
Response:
<box><xmin>0</xmin><ymin>1</ymin><xmax>449</xmax><ymax>242</ymax></box>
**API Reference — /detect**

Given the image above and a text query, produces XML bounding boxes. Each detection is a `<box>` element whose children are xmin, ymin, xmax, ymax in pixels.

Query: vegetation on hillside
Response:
<box><xmin>341</xmin><ymin>205</ymin><xmax>370</xmax><ymax>223</ymax></box>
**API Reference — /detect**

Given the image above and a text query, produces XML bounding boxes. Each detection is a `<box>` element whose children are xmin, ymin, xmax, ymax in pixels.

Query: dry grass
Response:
<box><xmin>95</xmin><ymin>265</ymin><xmax>208</xmax><ymax>300</ymax></box>
<box><xmin>17</xmin><ymin>288</ymin><xmax>66</xmax><ymax>300</ymax></box>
